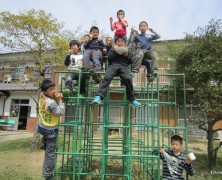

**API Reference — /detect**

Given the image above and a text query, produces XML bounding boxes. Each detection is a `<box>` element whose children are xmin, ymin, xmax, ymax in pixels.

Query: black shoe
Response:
<box><xmin>91</xmin><ymin>72</ymin><xmax>101</xmax><ymax>84</ymax></box>
<box><xmin>146</xmin><ymin>74</ymin><xmax>152</xmax><ymax>80</ymax></box>
<box><xmin>40</xmin><ymin>142</ymin><xmax>46</xmax><ymax>150</ymax></box>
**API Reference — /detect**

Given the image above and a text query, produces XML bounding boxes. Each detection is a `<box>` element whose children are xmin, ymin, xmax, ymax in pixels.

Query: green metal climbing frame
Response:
<box><xmin>53</xmin><ymin>69</ymin><xmax>188</xmax><ymax>180</ymax></box>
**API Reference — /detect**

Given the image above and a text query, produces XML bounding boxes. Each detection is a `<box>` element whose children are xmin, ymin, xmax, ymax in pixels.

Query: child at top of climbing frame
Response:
<box><xmin>130</xmin><ymin>21</ymin><xmax>160</xmax><ymax>79</ymax></box>
<box><xmin>80</xmin><ymin>34</ymin><xmax>90</xmax><ymax>53</ymax></box>
<box><xmin>64</xmin><ymin>40</ymin><xmax>89</xmax><ymax>95</ymax></box>
<box><xmin>92</xmin><ymin>35</ymin><xmax>141</xmax><ymax>108</ymax></box>
<box><xmin>160</xmin><ymin>135</ymin><xmax>195</xmax><ymax>179</ymax></box>
<box><xmin>83</xmin><ymin>26</ymin><xmax>106</xmax><ymax>84</ymax></box>
<box><xmin>105</xmin><ymin>37</ymin><xmax>114</xmax><ymax>55</ymax></box>
<box><xmin>109</xmin><ymin>10</ymin><xmax>128</xmax><ymax>41</ymax></box>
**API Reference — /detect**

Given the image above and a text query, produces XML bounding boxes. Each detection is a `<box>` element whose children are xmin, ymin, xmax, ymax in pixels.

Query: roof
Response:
<box><xmin>0</xmin><ymin>83</ymin><xmax>38</xmax><ymax>91</ymax></box>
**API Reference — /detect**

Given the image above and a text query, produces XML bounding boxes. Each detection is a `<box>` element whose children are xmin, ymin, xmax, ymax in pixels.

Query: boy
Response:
<box><xmin>105</xmin><ymin>37</ymin><xmax>114</xmax><ymax>55</ymax></box>
<box><xmin>80</xmin><ymin>34</ymin><xmax>90</xmax><ymax>52</ymax></box>
<box><xmin>109</xmin><ymin>10</ymin><xmax>128</xmax><ymax>40</ymax></box>
<box><xmin>37</xmin><ymin>80</ymin><xmax>65</xmax><ymax>180</ymax></box>
<box><xmin>92</xmin><ymin>36</ymin><xmax>141</xmax><ymax>108</ymax></box>
<box><xmin>64</xmin><ymin>40</ymin><xmax>88</xmax><ymax>96</ymax></box>
<box><xmin>83</xmin><ymin>26</ymin><xmax>106</xmax><ymax>83</ymax></box>
<box><xmin>130</xmin><ymin>21</ymin><xmax>160</xmax><ymax>79</ymax></box>
<box><xmin>160</xmin><ymin>135</ymin><xmax>195</xmax><ymax>180</ymax></box>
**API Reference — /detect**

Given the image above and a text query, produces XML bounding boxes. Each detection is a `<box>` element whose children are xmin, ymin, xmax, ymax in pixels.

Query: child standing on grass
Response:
<box><xmin>37</xmin><ymin>80</ymin><xmax>65</xmax><ymax>180</ymax></box>
<box><xmin>109</xmin><ymin>10</ymin><xmax>128</xmax><ymax>41</ymax></box>
<box><xmin>160</xmin><ymin>135</ymin><xmax>195</xmax><ymax>180</ymax></box>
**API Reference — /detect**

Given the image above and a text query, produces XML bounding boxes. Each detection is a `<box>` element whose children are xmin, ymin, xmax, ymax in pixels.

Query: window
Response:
<box><xmin>10</xmin><ymin>63</ymin><xmax>26</xmax><ymax>80</ymax></box>
<box><xmin>11</xmin><ymin>99</ymin><xmax>29</xmax><ymax>105</ymax></box>
<box><xmin>178</xmin><ymin>105</ymin><xmax>199</xmax><ymax>120</ymax></box>
<box><xmin>44</xmin><ymin>65</ymin><xmax>52</xmax><ymax>78</ymax></box>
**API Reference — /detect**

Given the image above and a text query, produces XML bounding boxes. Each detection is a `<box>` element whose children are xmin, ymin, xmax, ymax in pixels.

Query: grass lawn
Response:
<box><xmin>0</xmin><ymin>138</ymin><xmax>221</xmax><ymax>180</ymax></box>
<box><xmin>0</xmin><ymin>138</ymin><xmax>44</xmax><ymax>180</ymax></box>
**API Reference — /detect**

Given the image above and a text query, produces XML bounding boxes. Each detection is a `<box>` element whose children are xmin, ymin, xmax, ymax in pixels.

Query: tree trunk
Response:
<box><xmin>30</xmin><ymin>127</ymin><xmax>41</xmax><ymax>152</ymax></box>
<box><xmin>207</xmin><ymin>127</ymin><xmax>216</xmax><ymax>170</ymax></box>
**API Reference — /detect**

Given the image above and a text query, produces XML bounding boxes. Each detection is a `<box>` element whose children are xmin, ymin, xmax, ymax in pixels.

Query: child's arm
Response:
<box><xmin>184</xmin><ymin>156</ymin><xmax>195</xmax><ymax>176</ymax></box>
<box><xmin>148</xmin><ymin>28</ymin><xmax>161</xmax><ymax>40</ymax></box>
<box><xmin>109</xmin><ymin>17</ymin><xmax>114</xmax><ymax>31</ymax></box>
<box><xmin>64</xmin><ymin>55</ymin><xmax>71</xmax><ymax>66</ymax></box>
<box><xmin>120</xmin><ymin>18</ymin><xmax>128</xmax><ymax>27</ymax></box>
<box><xmin>49</xmin><ymin>93</ymin><xmax>65</xmax><ymax>116</ymax></box>
<box><xmin>84</xmin><ymin>36</ymin><xmax>93</xmax><ymax>49</ymax></box>
<box><xmin>107</xmin><ymin>47</ymin><xmax>117</xmax><ymax>63</ymax></box>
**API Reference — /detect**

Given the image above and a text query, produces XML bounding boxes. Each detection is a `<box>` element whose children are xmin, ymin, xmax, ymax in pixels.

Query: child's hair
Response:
<box><xmin>115</xmin><ymin>35</ymin><xmax>126</xmax><ymax>43</ymax></box>
<box><xmin>69</xmin><ymin>40</ymin><xmax>81</xmax><ymax>50</ymax></box>
<box><xmin>106</xmin><ymin>37</ymin><xmax>113</xmax><ymax>42</ymax></box>
<box><xmin>40</xmin><ymin>80</ymin><xmax>55</xmax><ymax>91</ymax></box>
<box><xmin>139</xmin><ymin>21</ymin><xmax>148</xmax><ymax>28</ymax></box>
<box><xmin>117</xmin><ymin>9</ymin><xmax>125</xmax><ymax>16</ymax></box>
<box><xmin>90</xmin><ymin>26</ymin><xmax>99</xmax><ymax>34</ymax></box>
<box><xmin>171</xmin><ymin>135</ymin><xmax>183</xmax><ymax>144</ymax></box>
<box><xmin>84</xmin><ymin>34</ymin><xmax>90</xmax><ymax>38</ymax></box>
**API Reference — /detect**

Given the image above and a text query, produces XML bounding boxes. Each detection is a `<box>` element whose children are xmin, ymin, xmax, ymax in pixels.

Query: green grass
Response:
<box><xmin>0</xmin><ymin>138</ymin><xmax>222</xmax><ymax>180</ymax></box>
<box><xmin>189</xmin><ymin>152</ymin><xmax>222</xmax><ymax>180</ymax></box>
<box><xmin>0</xmin><ymin>138</ymin><xmax>45</xmax><ymax>180</ymax></box>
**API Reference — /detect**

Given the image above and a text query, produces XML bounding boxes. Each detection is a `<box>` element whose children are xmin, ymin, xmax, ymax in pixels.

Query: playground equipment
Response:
<box><xmin>53</xmin><ymin>68</ymin><xmax>188</xmax><ymax>180</ymax></box>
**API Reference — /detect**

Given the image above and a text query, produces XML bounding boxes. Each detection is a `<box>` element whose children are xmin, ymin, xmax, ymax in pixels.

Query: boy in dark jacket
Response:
<box><xmin>83</xmin><ymin>26</ymin><xmax>106</xmax><ymax>83</ymax></box>
<box><xmin>92</xmin><ymin>36</ymin><xmax>141</xmax><ymax>107</ymax></box>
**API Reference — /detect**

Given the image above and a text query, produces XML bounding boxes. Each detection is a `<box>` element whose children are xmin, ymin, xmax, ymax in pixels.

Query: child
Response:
<box><xmin>105</xmin><ymin>37</ymin><xmax>114</xmax><ymax>55</ymax></box>
<box><xmin>83</xmin><ymin>26</ymin><xmax>106</xmax><ymax>83</ymax></box>
<box><xmin>64</xmin><ymin>40</ymin><xmax>88</xmax><ymax>95</ymax></box>
<box><xmin>130</xmin><ymin>21</ymin><xmax>160</xmax><ymax>79</ymax></box>
<box><xmin>92</xmin><ymin>36</ymin><xmax>141</xmax><ymax>108</ymax></box>
<box><xmin>80</xmin><ymin>34</ymin><xmax>90</xmax><ymax>52</ymax></box>
<box><xmin>37</xmin><ymin>80</ymin><xmax>65</xmax><ymax>180</ymax></box>
<box><xmin>109</xmin><ymin>10</ymin><xmax>128</xmax><ymax>41</ymax></box>
<box><xmin>102</xmin><ymin>37</ymin><xmax>114</xmax><ymax>69</ymax></box>
<box><xmin>160</xmin><ymin>135</ymin><xmax>195</xmax><ymax>179</ymax></box>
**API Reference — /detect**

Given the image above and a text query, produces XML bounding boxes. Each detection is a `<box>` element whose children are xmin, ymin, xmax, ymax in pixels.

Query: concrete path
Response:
<box><xmin>0</xmin><ymin>130</ymin><xmax>33</xmax><ymax>142</ymax></box>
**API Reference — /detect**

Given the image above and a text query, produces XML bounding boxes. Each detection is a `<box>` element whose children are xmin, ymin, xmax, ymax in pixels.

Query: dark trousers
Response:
<box><xmin>97</xmin><ymin>63</ymin><xmax>135</xmax><ymax>102</ymax></box>
<box><xmin>65</xmin><ymin>73</ymin><xmax>89</xmax><ymax>93</ymax></box>
<box><xmin>83</xmin><ymin>49</ymin><xmax>102</xmax><ymax>71</ymax></box>
<box><xmin>38</xmin><ymin>127</ymin><xmax>58</xmax><ymax>179</ymax></box>
<box><xmin>132</xmin><ymin>49</ymin><xmax>159</xmax><ymax>73</ymax></box>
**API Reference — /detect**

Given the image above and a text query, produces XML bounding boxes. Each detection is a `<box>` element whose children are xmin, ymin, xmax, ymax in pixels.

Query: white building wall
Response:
<box><xmin>4</xmin><ymin>91</ymin><xmax>38</xmax><ymax>117</ymax></box>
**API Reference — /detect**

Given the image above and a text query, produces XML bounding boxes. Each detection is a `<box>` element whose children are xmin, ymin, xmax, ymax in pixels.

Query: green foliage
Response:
<box><xmin>174</xmin><ymin>19</ymin><xmax>222</xmax><ymax>89</ymax></box>
<box><xmin>171</xmin><ymin>19</ymin><xmax>222</xmax><ymax>169</ymax></box>
<box><xmin>0</xmin><ymin>9</ymin><xmax>68</xmax><ymax>76</ymax></box>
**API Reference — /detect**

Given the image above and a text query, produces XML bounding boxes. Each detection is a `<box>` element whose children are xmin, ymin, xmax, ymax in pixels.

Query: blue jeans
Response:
<box><xmin>83</xmin><ymin>49</ymin><xmax>102</xmax><ymax>71</ymax></box>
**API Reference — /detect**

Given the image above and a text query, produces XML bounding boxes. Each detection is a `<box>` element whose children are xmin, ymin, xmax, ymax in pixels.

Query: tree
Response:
<box><xmin>173</xmin><ymin>19</ymin><xmax>222</xmax><ymax>170</ymax></box>
<box><xmin>0</xmin><ymin>9</ymin><xmax>67</xmax><ymax>76</ymax></box>
<box><xmin>0</xmin><ymin>9</ymin><xmax>68</xmax><ymax>151</ymax></box>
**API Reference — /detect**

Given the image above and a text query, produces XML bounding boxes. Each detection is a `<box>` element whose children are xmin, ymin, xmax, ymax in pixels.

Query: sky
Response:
<box><xmin>0</xmin><ymin>0</ymin><xmax>221</xmax><ymax>40</ymax></box>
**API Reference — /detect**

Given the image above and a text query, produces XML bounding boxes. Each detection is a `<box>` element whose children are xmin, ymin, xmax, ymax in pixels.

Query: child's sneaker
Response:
<box><xmin>146</xmin><ymin>73</ymin><xmax>152</xmax><ymax>80</ymax></box>
<box><xmin>91</xmin><ymin>71</ymin><xmax>101</xmax><ymax>84</ymax></box>
<box><xmin>92</xmin><ymin>96</ymin><xmax>101</xmax><ymax>104</ymax></box>
<box><xmin>153</xmin><ymin>69</ymin><xmax>158</xmax><ymax>77</ymax></box>
<box><xmin>129</xmin><ymin>100</ymin><xmax>142</xmax><ymax>108</ymax></box>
